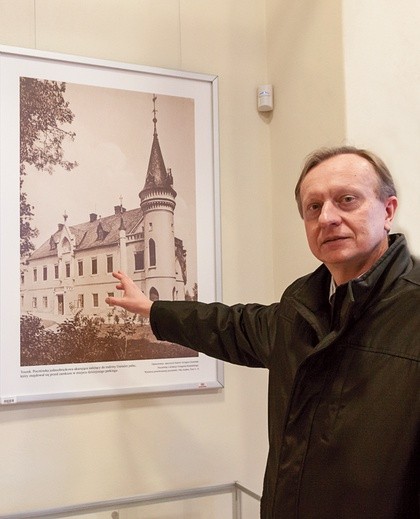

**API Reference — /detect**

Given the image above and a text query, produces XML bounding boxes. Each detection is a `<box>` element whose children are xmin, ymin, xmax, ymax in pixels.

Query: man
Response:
<box><xmin>106</xmin><ymin>146</ymin><xmax>420</xmax><ymax>518</ymax></box>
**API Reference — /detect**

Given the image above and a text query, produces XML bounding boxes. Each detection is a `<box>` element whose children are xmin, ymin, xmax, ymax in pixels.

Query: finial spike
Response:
<box><xmin>152</xmin><ymin>94</ymin><xmax>158</xmax><ymax>135</ymax></box>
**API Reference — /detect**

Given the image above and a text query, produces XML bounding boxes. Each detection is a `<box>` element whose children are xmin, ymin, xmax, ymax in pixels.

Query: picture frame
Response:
<box><xmin>0</xmin><ymin>45</ymin><xmax>223</xmax><ymax>404</ymax></box>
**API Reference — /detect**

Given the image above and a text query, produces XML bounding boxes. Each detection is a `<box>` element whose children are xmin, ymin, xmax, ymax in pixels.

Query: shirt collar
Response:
<box><xmin>329</xmin><ymin>276</ymin><xmax>337</xmax><ymax>303</ymax></box>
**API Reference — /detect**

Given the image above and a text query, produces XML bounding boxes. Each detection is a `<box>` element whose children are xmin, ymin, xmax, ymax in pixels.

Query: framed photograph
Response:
<box><xmin>0</xmin><ymin>45</ymin><xmax>222</xmax><ymax>404</ymax></box>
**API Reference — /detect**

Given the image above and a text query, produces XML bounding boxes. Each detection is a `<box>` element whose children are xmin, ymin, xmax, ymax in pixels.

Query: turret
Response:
<box><xmin>139</xmin><ymin>96</ymin><xmax>177</xmax><ymax>301</ymax></box>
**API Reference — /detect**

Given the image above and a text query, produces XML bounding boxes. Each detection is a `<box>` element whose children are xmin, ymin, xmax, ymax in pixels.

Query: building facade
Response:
<box><xmin>20</xmin><ymin>99</ymin><xmax>188</xmax><ymax>323</ymax></box>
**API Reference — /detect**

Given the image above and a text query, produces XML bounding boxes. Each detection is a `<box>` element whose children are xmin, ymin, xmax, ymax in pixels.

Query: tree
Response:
<box><xmin>20</xmin><ymin>77</ymin><xmax>78</xmax><ymax>257</ymax></box>
<box><xmin>185</xmin><ymin>283</ymin><xmax>198</xmax><ymax>301</ymax></box>
<box><xmin>20</xmin><ymin>177</ymin><xmax>39</xmax><ymax>256</ymax></box>
<box><xmin>55</xmin><ymin>311</ymin><xmax>104</xmax><ymax>363</ymax></box>
<box><xmin>20</xmin><ymin>314</ymin><xmax>56</xmax><ymax>365</ymax></box>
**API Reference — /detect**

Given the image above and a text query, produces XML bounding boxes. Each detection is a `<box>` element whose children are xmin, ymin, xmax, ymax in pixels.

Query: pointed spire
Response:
<box><xmin>141</xmin><ymin>95</ymin><xmax>176</xmax><ymax>194</ymax></box>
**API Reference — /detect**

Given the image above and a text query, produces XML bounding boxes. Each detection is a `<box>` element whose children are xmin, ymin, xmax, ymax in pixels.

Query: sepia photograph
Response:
<box><xmin>19</xmin><ymin>79</ymin><xmax>199</xmax><ymax>366</ymax></box>
<box><xmin>0</xmin><ymin>47</ymin><xmax>222</xmax><ymax>402</ymax></box>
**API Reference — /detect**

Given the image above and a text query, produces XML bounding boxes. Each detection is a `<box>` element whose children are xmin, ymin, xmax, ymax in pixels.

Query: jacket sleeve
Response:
<box><xmin>150</xmin><ymin>300</ymin><xmax>279</xmax><ymax>368</ymax></box>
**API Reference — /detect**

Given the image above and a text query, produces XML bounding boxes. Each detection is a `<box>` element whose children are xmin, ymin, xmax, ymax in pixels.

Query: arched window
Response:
<box><xmin>149</xmin><ymin>238</ymin><xmax>156</xmax><ymax>267</ymax></box>
<box><xmin>149</xmin><ymin>287</ymin><xmax>159</xmax><ymax>301</ymax></box>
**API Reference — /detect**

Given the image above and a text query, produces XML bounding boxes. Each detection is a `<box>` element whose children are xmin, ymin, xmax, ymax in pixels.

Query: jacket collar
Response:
<box><xmin>348</xmin><ymin>233</ymin><xmax>412</xmax><ymax>309</ymax></box>
<box><xmin>288</xmin><ymin>234</ymin><xmax>413</xmax><ymax>342</ymax></box>
<box><xmin>292</xmin><ymin>234</ymin><xmax>412</xmax><ymax>318</ymax></box>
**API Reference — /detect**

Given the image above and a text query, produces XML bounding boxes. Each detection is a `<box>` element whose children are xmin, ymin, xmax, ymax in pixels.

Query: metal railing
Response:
<box><xmin>1</xmin><ymin>482</ymin><xmax>261</xmax><ymax>519</ymax></box>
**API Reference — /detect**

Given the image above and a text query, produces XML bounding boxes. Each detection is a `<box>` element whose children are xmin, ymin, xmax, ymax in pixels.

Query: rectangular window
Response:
<box><xmin>43</xmin><ymin>296</ymin><xmax>48</xmax><ymax>308</ymax></box>
<box><xmin>32</xmin><ymin>297</ymin><xmax>37</xmax><ymax>309</ymax></box>
<box><xmin>54</xmin><ymin>264</ymin><xmax>59</xmax><ymax>279</ymax></box>
<box><xmin>33</xmin><ymin>268</ymin><xmax>37</xmax><ymax>282</ymax></box>
<box><xmin>65</xmin><ymin>262</ymin><xmax>71</xmax><ymax>277</ymax></box>
<box><xmin>78</xmin><ymin>294</ymin><xmax>84</xmax><ymax>308</ymax></box>
<box><xmin>91</xmin><ymin>258</ymin><xmax>98</xmax><ymax>275</ymax></box>
<box><xmin>92</xmin><ymin>293</ymin><xmax>99</xmax><ymax>307</ymax></box>
<box><xmin>107</xmin><ymin>255</ymin><xmax>113</xmax><ymax>273</ymax></box>
<box><xmin>43</xmin><ymin>266</ymin><xmax>48</xmax><ymax>281</ymax></box>
<box><xmin>78</xmin><ymin>260</ymin><xmax>84</xmax><ymax>276</ymax></box>
<box><xmin>107</xmin><ymin>292</ymin><xmax>114</xmax><ymax>305</ymax></box>
<box><xmin>134</xmin><ymin>250</ymin><xmax>145</xmax><ymax>270</ymax></box>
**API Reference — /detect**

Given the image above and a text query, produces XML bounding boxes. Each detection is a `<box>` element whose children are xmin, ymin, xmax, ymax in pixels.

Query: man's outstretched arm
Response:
<box><xmin>105</xmin><ymin>271</ymin><xmax>153</xmax><ymax>317</ymax></box>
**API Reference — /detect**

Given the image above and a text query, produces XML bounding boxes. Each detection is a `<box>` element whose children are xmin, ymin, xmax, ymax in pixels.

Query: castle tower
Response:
<box><xmin>139</xmin><ymin>96</ymin><xmax>177</xmax><ymax>301</ymax></box>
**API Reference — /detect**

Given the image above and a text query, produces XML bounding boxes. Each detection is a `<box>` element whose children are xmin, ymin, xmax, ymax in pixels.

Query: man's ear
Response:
<box><xmin>384</xmin><ymin>196</ymin><xmax>398</xmax><ymax>232</ymax></box>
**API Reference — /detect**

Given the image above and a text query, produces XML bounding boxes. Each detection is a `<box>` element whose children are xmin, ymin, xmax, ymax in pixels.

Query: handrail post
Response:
<box><xmin>232</xmin><ymin>482</ymin><xmax>242</xmax><ymax>519</ymax></box>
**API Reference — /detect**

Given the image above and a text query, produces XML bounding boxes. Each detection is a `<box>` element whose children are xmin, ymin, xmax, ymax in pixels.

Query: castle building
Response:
<box><xmin>20</xmin><ymin>96</ymin><xmax>188</xmax><ymax>322</ymax></box>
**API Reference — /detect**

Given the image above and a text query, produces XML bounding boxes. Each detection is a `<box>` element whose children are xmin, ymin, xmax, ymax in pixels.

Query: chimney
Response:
<box><xmin>114</xmin><ymin>205</ymin><xmax>126</xmax><ymax>215</ymax></box>
<box><xmin>89</xmin><ymin>213</ymin><xmax>97</xmax><ymax>222</ymax></box>
<box><xmin>58</xmin><ymin>223</ymin><xmax>64</xmax><ymax>231</ymax></box>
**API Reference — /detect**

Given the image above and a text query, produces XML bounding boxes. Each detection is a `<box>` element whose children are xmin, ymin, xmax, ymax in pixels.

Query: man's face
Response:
<box><xmin>299</xmin><ymin>153</ymin><xmax>397</xmax><ymax>284</ymax></box>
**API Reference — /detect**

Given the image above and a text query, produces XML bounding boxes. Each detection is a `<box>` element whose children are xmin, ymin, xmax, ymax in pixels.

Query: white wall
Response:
<box><xmin>0</xmin><ymin>0</ymin><xmax>271</xmax><ymax>514</ymax></box>
<box><xmin>343</xmin><ymin>0</ymin><xmax>420</xmax><ymax>254</ymax></box>
<box><xmin>266</xmin><ymin>0</ymin><xmax>346</xmax><ymax>293</ymax></box>
<box><xmin>267</xmin><ymin>0</ymin><xmax>420</xmax><ymax>298</ymax></box>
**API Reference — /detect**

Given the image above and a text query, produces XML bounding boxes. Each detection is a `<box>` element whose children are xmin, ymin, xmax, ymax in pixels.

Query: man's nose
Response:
<box><xmin>318</xmin><ymin>201</ymin><xmax>341</xmax><ymax>226</ymax></box>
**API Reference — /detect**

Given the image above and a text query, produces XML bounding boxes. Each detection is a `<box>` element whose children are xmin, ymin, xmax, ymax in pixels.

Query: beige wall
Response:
<box><xmin>0</xmin><ymin>0</ymin><xmax>271</xmax><ymax>515</ymax></box>
<box><xmin>342</xmin><ymin>0</ymin><xmax>420</xmax><ymax>255</ymax></box>
<box><xmin>1</xmin><ymin>0</ymin><xmax>419</xmax><ymax>515</ymax></box>
<box><xmin>266</xmin><ymin>0</ymin><xmax>420</xmax><ymax>297</ymax></box>
<box><xmin>266</xmin><ymin>0</ymin><xmax>346</xmax><ymax>293</ymax></box>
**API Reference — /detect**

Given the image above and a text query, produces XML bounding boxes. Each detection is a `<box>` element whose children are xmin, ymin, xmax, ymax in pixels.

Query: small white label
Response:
<box><xmin>1</xmin><ymin>396</ymin><xmax>17</xmax><ymax>405</ymax></box>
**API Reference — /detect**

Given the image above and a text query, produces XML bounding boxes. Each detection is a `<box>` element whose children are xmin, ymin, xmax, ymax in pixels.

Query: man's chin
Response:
<box><xmin>319</xmin><ymin>251</ymin><xmax>354</xmax><ymax>268</ymax></box>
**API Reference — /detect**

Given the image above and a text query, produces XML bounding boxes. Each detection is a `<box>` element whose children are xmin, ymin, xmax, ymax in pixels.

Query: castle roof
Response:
<box><xmin>29</xmin><ymin>207</ymin><xmax>144</xmax><ymax>261</ymax></box>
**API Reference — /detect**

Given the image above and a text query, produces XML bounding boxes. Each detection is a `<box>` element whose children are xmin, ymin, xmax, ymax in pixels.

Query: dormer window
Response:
<box><xmin>96</xmin><ymin>221</ymin><xmax>108</xmax><ymax>241</ymax></box>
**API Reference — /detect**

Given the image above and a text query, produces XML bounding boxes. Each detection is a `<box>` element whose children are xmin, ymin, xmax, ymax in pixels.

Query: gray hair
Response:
<box><xmin>294</xmin><ymin>145</ymin><xmax>397</xmax><ymax>217</ymax></box>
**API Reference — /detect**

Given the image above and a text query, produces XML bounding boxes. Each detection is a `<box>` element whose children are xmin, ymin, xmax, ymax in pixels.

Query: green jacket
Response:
<box><xmin>151</xmin><ymin>234</ymin><xmax>420</xmax><ymax>518</ymax></box>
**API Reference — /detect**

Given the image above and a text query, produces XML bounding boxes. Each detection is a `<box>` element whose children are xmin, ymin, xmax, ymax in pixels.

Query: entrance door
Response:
<box><xmin>57</xmin><ymin>294</ymin><xmax>64</xmax><ymax>315</ymax></box>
